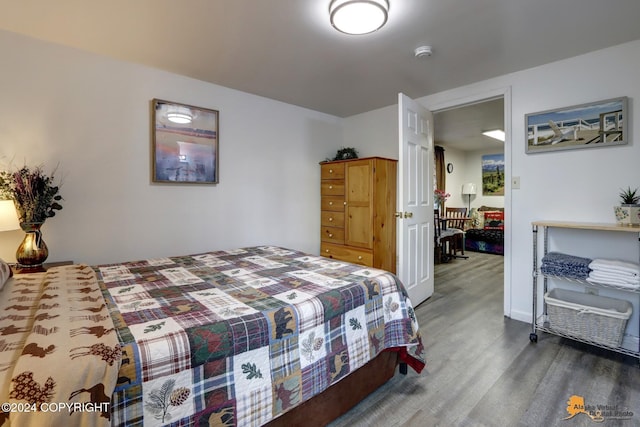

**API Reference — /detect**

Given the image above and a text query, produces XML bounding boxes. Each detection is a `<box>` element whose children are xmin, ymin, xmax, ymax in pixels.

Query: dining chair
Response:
<box><xmin>434</xmin><ymin>209</ymin><xmax>464</xmax><ymax>262</ymax></box>
<box><xmin>444</xmin><ymin>207</ymin><xmax>468</xmax><ymax>258</ymax></box>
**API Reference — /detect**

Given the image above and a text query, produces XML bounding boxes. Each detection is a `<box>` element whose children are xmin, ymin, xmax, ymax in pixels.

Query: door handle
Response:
<box><xmin>395</xmin><ymin>212</ymin><xmax>402</xmax><ymax>218</ymax></box>
<box><xmin>404</xmin><ymin>212</ymin><xmax>413</xmax><ymax>218</ymax></box>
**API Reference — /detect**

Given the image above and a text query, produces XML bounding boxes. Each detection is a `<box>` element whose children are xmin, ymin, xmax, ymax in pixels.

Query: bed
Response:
<box><xmin>0</xmin><ymin>246</ymin><xmax>424</xmax><ymax>426</ymax></box>
<box><xmin>465</xmin><ymin>207</ymin><xmax>504</xmax><ymax>255</ymax></box>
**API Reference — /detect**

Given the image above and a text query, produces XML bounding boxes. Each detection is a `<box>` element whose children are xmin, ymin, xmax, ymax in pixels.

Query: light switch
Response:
<box><xmin>512</xmin><ymin>176</ymin><xmax>521</xmax><ymax>189</ymax></box>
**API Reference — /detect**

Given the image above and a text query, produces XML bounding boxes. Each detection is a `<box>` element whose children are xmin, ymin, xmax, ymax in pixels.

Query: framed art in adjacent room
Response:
<box><xmin>152</xmin><ymin>99</ymin><xmax>219</xmax><ymax>183</ymax></box>
<box><xmin>482</xmin><ymin>153</ymin><xmax>505</xmax><ymax>196</ymax></box>
<box><xmin>525</xmin><ymin>96</ymin><xmax>627</xmax><ymax>154</ymax></box>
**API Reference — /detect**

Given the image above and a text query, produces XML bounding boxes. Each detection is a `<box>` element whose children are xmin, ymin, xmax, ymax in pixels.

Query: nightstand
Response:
<box><xmin>11</xmin><ymin>261</ymin><xmax>74</xmax><ymax>275</ymax></box>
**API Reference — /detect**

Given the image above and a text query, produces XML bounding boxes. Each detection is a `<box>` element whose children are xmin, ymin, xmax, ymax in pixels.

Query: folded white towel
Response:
<box><xmin>586</xmin><ymin>276</ymin><xmax>640</xmax><ymax>289</ymax></box>
<box><xmin>589</xmin><ymin>258</ymin><xmax>640</xmax><ymax>276</ymax></box>
<box><xmin>590</xmin><ymin>266</ymin><xmax>639</xmax><ymax>278</ymax></box>
<box><xmin>589</xmin><ymin>270</ymin><xmax>640</xmax><ymax>284</ymax></box>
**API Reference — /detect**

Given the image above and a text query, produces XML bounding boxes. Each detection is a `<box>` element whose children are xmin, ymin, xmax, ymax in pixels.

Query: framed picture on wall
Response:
<box><xmin>482</xmin><ymin>153</ymin><xmax>505</xmax><ymax>196</ymax></box>
<box><xmin>152</xmin><ymin>99</ymin><xmax>219</xmax><ymax>184</ymax></box>
<box><xmin>525</xmin><ymin>97</ymin><xmax>627</xmax><ymax>154</ymax></box>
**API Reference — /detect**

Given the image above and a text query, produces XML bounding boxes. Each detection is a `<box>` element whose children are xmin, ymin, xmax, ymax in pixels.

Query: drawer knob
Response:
<box><xmin>329</xmin><ymin>234</ymin><xmax>333</xmax><ymax>238</ymax></box>
<box><xmin>358</xmin><ymin>256</ymin><xmax>363</xmax><ymax>260</ymax></box>
<box><xmin>329</xmin><ymin>217</ymin><xmax>333</xmax><ymax>221</ymax></box>
<box><xmin>329</xmin><ymin>201</ymin><xmax>333</xmax><ymax>205</ymax></box>
<box><xmin>325</xmin><ymin>249</ymin><xmax>330</xmax><ymax>253</ymax></box>
<box><xmin>329</xmin><ymin>169</ymin><xmax>333</xmax><ymax>173</ymax></box>
<box><xmin>329</xmin><ymin>185</ymin><xmax>333</xmax><ymax>189</ymax></box>
<box><xmin>343</xmin><ymin>201</ymin><xmax>347</xmax><ymax>205</ymax></box>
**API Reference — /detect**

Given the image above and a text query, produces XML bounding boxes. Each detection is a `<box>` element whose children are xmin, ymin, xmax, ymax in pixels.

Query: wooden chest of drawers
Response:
<box><xmin>320</xmin><ymin>242</ymin><xmax>373</xmax><ymax>266</ymax></box>
<box><xmin>319</xmin><ymin>157</ymin><xmax>397</xmax><ymax>273</ymax></box>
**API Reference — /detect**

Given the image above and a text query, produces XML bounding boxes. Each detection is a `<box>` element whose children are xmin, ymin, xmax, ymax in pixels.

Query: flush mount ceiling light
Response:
<box><xmin>482</xmin><ymin>129</ymin><xmax>506</xmax><ymax>142</ymax></box>
<box><xmin>329</xmin><ymin>0</ymin><xmax>389</xmax><ymax>35</ymax></box>
<box><xmin>167</xmin><ymin>106</ymin><xmax>193</xmax><ymax>124</ymax></box>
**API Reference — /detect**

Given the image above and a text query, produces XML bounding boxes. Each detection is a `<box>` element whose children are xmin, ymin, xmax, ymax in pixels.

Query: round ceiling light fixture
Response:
<box><xmin>329</xmin><ymin>0</ymin><xmax>389</xmax><ymax>35</ymax></box>
<box><xmin>167</xmin><ymin>106</ymin><xmax>193</xmax><ymax>124</ymax></box>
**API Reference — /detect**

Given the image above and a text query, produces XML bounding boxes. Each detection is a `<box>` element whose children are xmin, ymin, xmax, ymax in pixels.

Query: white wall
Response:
<box><xmin>344</xmin><ymin>39</ymin><xmax>640</xmax><ymax>336</ymax></box>
<box><xmin>343</xmin><ymin>104</ymin><xmax>397</xmax><ymax>159</ymax></box>
<box><xmin>0</xmin><ymin>30</ymin><xmax>343</xmax><ymax>265</ymax></box>
<box><xmin>439</xmin><ymin>146</ymin><xmax>468</xmax><ymax>209</ymax></box>
<box><xmin>421</xmin><ymin>142</ymin><xmax>507</xmax><ymax>211</ymax></box>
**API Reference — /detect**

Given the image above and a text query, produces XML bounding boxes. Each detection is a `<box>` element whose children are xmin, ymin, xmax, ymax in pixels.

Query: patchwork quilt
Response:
<box><xmin>97</xmin><ymin>246</ymin><xmax>425</xmax><ymax>426</ymax></box>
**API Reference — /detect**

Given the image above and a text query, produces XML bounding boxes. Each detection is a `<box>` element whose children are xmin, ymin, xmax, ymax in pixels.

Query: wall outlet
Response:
<box><xmin>585</xmin><ymin>286</ymin><xmax>599</xmax><ymax>296</ymax></box>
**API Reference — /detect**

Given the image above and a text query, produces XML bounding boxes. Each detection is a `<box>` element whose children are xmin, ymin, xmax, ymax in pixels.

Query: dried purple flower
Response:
<box><xmin>0</xmin><ymin>164</ymin><xmax>63</xmax><ymax>223</ymax></box>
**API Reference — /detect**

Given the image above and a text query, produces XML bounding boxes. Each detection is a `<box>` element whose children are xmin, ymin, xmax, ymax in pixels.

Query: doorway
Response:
<box><xmin>428</xmin><ymin>87</ymin><xmax>511</xmax><ymax>316</ymax></box>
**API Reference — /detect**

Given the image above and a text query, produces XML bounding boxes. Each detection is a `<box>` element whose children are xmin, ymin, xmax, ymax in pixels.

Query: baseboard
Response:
<box><xmin>508</xmin><ymin>309</ymin><xmax>531</xmax><ymax>324</ymax></box>
<box><xmin>621</xmin><ymin>334</ymin><xmax>640</xmax><ymax>352</ymax></box>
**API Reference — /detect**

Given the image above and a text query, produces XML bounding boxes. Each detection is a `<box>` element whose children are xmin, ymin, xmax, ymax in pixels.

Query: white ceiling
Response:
<box><xmin>435</xmin><ymin>98</ymin><xmax>504</xmax><ymax>152</ymax></box>
<box><xmin>1</xmin><ymin>1</ymin><xmax>640</xmax><ymax>119</ymax></box>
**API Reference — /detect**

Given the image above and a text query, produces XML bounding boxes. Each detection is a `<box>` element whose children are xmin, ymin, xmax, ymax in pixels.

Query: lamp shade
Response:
<box><xmin>0</xmin><ymin>200</ymin><xmax>19</xmax><ymax>232</ymax></box>
<box><xmin>462</xmin><ymin>183</ymin><xmax>477</xmax><ymax>195</ymax></box>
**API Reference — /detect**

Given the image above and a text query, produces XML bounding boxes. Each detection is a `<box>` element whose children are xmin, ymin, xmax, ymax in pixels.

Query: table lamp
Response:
<box><xmin>0</xmin><ymin>200</ymin><xmax>19</xmax><ymax>233</ymax></box>
<box><xmin>0</xmin><ymin>200</ymin><xmax>20</xmax><ymax>268</ymax></box>
<box><xmin>462</xmin><ymin>183</ymin><xmax>477</xmax><ymax>211</ymax></box>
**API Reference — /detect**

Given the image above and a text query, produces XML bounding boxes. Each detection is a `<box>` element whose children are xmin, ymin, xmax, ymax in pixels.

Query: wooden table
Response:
<box><xmin>11</xmin><ymin>260</ymin><xmax>74</xmax><ymax>275</ymax></box>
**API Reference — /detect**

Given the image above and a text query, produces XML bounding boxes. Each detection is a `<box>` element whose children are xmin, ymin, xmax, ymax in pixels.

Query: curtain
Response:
<box><xmin>434</xmin><ymin>145</ymin><xmax>446</xmax><ymax>212</ymax></box>
<box><xmin>434</xmin><ymin>145</ymin><xmax>445</xmax><ymax>191</ymax></box>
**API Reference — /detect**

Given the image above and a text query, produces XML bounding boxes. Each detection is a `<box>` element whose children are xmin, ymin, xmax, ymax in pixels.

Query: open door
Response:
<box><xmin>397</xmin><ymin>93</ymin><xmax>434</xmax><ymax>306</ymax></box>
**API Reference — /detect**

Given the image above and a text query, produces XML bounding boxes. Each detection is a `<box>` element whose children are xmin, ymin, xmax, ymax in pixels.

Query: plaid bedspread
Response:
<box><xmin>95</xmin><ymin>246</ymin><xmax>425</xmax><ymax>426</ymax></box>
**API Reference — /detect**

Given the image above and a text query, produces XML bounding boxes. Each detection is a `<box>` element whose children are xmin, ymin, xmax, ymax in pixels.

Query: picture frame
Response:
<box><xmin>525</xmin><ymin>96</ymin><xmax>627</xmax><ymax>154</ymax></box>
<box><xmin>482</xmin><ymin>153</ymin><xmax>505</xmax><ymax>196</ymax></box>
<box><xmin>152</xmin><ymin>99</ymin><xmax>219</xmax><ymax>184</ymax></box>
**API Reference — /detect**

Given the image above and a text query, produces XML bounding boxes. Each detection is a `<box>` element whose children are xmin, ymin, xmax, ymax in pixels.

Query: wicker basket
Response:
<box><xmin>544</xmin><ymin>288</ymin><xmax>632</xmax><ymax>348</ymax></box>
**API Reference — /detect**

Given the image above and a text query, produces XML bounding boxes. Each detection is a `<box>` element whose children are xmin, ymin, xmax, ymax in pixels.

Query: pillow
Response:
<box><xmin>470</xmin><ymin>208</ymin><xmax>483</xmax><ymax>229</ymax></box>
<box><xmin>0</xmin><ymin>258</ymin><xmax>12</xmax><ymax>290</ymax></box>
<box><xmin>483</xmin><ymin>211</ymin><xmax>504</xmax><ymax>230</ymax></box>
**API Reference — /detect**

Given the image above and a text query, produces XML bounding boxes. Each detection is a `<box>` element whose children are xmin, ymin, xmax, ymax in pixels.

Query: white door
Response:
<box><xmin>397</xmin><ymin>93</ymin><xmax>434</xmax><ymax>306</ymax></box>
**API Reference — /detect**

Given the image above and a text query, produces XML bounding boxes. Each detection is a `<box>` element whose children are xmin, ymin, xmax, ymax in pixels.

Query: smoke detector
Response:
<box><xmin>414</xmin><ymin>46</ymin><xmax>432</xmax><ymax>58</ymax></box>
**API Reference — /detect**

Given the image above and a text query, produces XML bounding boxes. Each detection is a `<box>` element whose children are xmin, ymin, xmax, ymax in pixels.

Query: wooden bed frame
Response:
<box><xmin>265</xmin><ymin>351</ymin><xmax>400</xmax><ymax>427</ymax></box>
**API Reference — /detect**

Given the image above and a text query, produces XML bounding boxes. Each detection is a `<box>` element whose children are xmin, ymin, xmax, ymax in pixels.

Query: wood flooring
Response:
<box><xmin>329</xmin><ymin>251</ymin><xmax>640</xmax><ymax>427</ymax></box>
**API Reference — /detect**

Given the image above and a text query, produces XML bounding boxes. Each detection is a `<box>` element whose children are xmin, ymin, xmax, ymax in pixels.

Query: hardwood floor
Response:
<box><xmin>329</xmin><ymin>251</ymin><xmax>640</xmax><ymax>427</ymax></box>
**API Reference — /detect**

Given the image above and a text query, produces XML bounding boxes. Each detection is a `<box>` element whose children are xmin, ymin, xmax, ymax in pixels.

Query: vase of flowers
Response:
<box><xmin>0</xmin><ymin>165</ymin><xmax>63</xmax><ymax>269</ymax></box>
<box><xmin>434</xmin><ymin>189</ymin><xmax>450</xmax><ymax>216</ymax></box>
<box><xmin>15</xmin><ymin>222</ymin><xmax>48</xmax><ymax>268</ymax></box>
